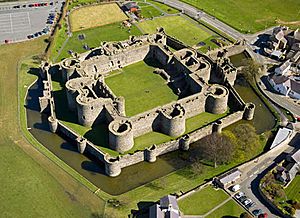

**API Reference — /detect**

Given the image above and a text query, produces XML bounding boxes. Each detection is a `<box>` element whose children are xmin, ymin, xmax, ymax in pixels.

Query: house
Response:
<box><xmin>215</xmin><ymin>168</ymin><xmax>242</xmax><ymax>188</ymax></box>
<box><xmin>274</xmin><ymin>60</ymin><xmax>292</xmax><ymax>75</ymax></box>
<box><xmin>269</xmin><ymin>127</ymin><xmax>293</xmax><ymax>150</ymax></box>
<box><xmin>149</xmin><ymin>195</ymin><xmax>181</xmax><ymax>218</ymax></box>
<box><xmin>268</xmin><ymin>75</ymin><xmax>300</xmax><ymax>100</ymax></box>
<box><xmin>275</xmin><ymin>149</ymin><xmax>300</xmax><ymax>186</ymax></box>
<box><xmin>122</xmin><ymin>1</ymin><xmax>139</xmax><ymax>12</ymax></box>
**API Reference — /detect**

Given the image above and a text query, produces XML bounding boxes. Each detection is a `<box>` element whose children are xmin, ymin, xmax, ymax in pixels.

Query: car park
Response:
<box><xmin>239</xmin><ymin>195</ymin><xmax>247</xmax><ymax>203</ymax></box>
<box><xmin>243</xmin><ymin>198</ymin><xmax>253</xmax><ymax>206</ymax></box>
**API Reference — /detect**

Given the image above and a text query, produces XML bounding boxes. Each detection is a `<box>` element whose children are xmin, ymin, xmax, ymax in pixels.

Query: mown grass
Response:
<box><xmin>285</xmin><ymin>175</ymin><xmax>300</xmax><ymax>202</ymax></box>
<box><xmin>105</xmin><ymin>60</ymin><xmax>178</xmax><ymax>116</ymax></box>
<box><xmin>0</xmin><ymin>38</ymin><xmax>105</xmax><ymax>217</ymax></box>
<box><xmin>69</xmin><ymin>3</ymin><xmax>128</xmax><ymax>32</ymax></box>
<box><xmin>51</xmin><ymin>22</ymin><xmax>142</xmax><ymax>62</ymax></box>
<box><xmin>140</xmin><ymin>5</ymin><xmax>163</xmax><ymax>18</ymax></box>
<box><xmin>178</xmin><ymin>186</ymin><xmax>229</xmax><ymax>215</ymax></box>
<box><xmin>137</xmin><ymin>15</ymin><xmax>213</xmax><ymax>46</ymax></box>
<box><xmin>206</xmin><ymin>199</ymin><xmax>245</xmax><ymax>218</ymax></box>
<box><xmin>180</xmin><ymin>0</ymin><xmax>300</xmax><ymax>33</ymax></box>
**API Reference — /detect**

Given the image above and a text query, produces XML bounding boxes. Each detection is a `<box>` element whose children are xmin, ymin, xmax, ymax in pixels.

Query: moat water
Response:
<box><xmin>25</xmin><ymin>54</ymin><xmax>276</xmax><ymax>195</ymax></box>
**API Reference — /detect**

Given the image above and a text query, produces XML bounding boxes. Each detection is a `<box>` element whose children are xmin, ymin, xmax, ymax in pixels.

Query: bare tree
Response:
<box><xmin>192</xmin><ymin>133</ymin><xmax>235</xmax><ymax>168</ymax></box>
<box><xmin>240</xmin><ymin>59</ymin><xmax>261</xmax><ymax>84</ymax></box>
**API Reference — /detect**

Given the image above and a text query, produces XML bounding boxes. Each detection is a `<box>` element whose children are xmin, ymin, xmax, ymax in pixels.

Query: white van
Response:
<box><xmin>231</xmin><ymin>184</ymin><xmax>240</xmax><ymax>192</ymax></box>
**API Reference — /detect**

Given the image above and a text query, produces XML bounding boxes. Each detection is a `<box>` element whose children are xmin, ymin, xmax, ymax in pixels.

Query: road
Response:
<box><xmin>0</xmin><ymin>0</ymin><xmax>64</xmax><ymax>43</ymax></box>
<box><xmin>237</xmin><ymin>133</ymin><xmax>299</xmax><ymax>218</ymax></box>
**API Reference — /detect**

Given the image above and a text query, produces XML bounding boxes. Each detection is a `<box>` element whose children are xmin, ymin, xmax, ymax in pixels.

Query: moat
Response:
<box><xmin>26</xmin><ymin>74</ymin><xmax>275</xmax><ymax>195</ymax></box>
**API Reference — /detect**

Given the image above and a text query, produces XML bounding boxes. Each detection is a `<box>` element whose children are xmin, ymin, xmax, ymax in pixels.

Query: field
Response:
<box><xmin>178</xmin><ymin>186</ymin><xmax>229</xmax><ymax>215</ymax></box>
<box><xmin>0</xmin><ymin>38</ymin><xmax>105</xmax><ymax>217</ymax></box>
<box><xmin>181</xmin><ymin>0</ymin><xmax>300</xmax><ymax>33</ymax></box>
<box><xmin>206</xmin><ymin>200</ymin><xmax>245</xmax><ymax>218</ymax></box>
<box><xmin>51</xmin><ymin>22</ymin><xmax>142</xmax><ymax>62</ymax></box>
<box><xmin>105</xmin><ymin>60</ymin><xmax>178</xmax><ymax>116</ymax></box>
<box><xmin>69</xmin><ymin>3</ymin><xmax>128</xmax><ymax>32</ymax></box>
<box><xmin>137</xmin><ymin>15</ymin><xmax>213</xmax><ymax>46</ymax></box>
<box><xmin>140</xmin><ymin>5</ymin><xmax>163</xmax><ymax>18</ymax></box>
<box><xmin>285</xmin><ymin>175</ymin><xmax>300</xmax><ymax>202</ymax></box>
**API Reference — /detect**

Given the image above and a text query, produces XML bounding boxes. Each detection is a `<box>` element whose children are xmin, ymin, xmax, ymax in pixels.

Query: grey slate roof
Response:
<box><xmin>218</xmin><ymin>168</ymin><xmax>241</xmax><ymax>185</ymax></box>
<box><xmin>160</xmin><ymin>195</ymin><xmax>179</xmax><ymax>211</ymax></box>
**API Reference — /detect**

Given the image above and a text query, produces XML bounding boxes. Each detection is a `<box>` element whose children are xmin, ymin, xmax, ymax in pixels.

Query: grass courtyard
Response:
<box><xmin>69</xmin><ymin>3</ymin><xmax>128</xmax><ymax>32</ymax></box>
<box><xmin>105</xmin><ymin>60</ymin><xmax>178</xmax><ymax>116</ymax></box>
<box><xmin>181</xmin><ymin>0</ymin><xmax>300</xmax><ymax>33</ymax></box>
<box><xmin>0</xmin><ymin>38</ymin><xmax>105</xmax><ymax>217</ymax></box>
<box><xmin>137</xmin><ymin>15</ymin><xmax>214</xmax><ymax>46</ymax></box>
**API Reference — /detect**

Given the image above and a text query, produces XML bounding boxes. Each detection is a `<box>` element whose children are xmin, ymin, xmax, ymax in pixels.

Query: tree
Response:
<box><xmin>192</xmin><ymin>133</ymin><xmax>235</xmax><ymax>168</ymax></box>
<box><xmin>240</xmin><ymin>59</ymin><xmax>261</xmax><ymax>84</ymax></box>
<box><xmin>240</xmin><ymin>212</ymin><xmax>252</xmax><ymax>218</ymax></box>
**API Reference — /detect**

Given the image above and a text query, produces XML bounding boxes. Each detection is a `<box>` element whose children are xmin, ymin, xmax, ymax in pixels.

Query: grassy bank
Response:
<box><xmin>0</xmin><ymin>38</ymin><xmax>106</xmax><ymax>217</ymax></box>
<box><xmin>180</xmin><ymin>0</ymin><xmax>300</xmax><ymax>33</ymax></box>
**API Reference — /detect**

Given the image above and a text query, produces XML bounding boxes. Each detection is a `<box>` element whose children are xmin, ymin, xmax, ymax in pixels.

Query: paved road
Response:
<box><xmin>237</xmin><ymin>134</ymin><xmax>299</xmax><ymax>218</ymax></box>
<box><xmin>0</xmin><ymin>0</ymin><xmax>64</xmax><ymax>43</ymax></box>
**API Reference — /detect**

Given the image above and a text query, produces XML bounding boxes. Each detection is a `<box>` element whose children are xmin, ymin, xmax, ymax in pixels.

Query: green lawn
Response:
<box><xmin>137</xmin><ymin>15</ymin><xmax>213</xmax><ymax>46</ymax></box>
<box><xmin>0</xmin><ymin>37</ymin><xmax>105</xmax><ymax>217</ymax></box>
<box><xmin>105</xmin><ymin>60</ymin><xmax>178</xmax><ymax>116</ymax></box>
<box><xmin>180</xmin><ymin>0</ymin><xmax>300</xmax><ymax>33</ymax></box>
<box><xmin>285</xmin><ymin>175</ymin><xmax>300</xmax><ymax>202</ymax></box>
<box><xmin>206</xmin><ymin>199</ymin><xmax>245</xmax><ymax>218</ymax></box>
<box><xmin>51</xmin><ymin>22</ymin><xmax>142</xmax><ymax>62</ymax></box>
<box><xmin>178</xmin><ymin>186</ymin><xmax>229</xmax><ymax>215</ymax></box>
<box><xmin>140</xmin><ymin>5</ymin><xmax>163</xmax><ymax>18</ymax></box>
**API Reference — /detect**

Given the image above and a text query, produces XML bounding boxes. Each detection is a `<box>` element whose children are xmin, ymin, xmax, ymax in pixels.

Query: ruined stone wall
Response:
<box><xmin>82</xmin><ymin>45</ymin><xmax>150</xmax><ymax>75</ymax></box>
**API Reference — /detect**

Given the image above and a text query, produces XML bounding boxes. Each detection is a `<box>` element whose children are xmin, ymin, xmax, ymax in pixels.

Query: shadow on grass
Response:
<box><xmin>84</xmin><ymin>124</ymin><xmax>109</xmax><ymax>148</ymax></box>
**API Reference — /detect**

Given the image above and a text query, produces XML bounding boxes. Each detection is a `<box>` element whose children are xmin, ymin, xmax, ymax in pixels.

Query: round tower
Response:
<box><xmin>212</xmin><ymin>120</ymin><xmax>223</xmax><ymax>133</ymax></box>
<box><xmin>108</xmin><ymin>119</ymin><xmax>134</xmax><ymax>153</ymax></box>
<box><xmin>61</xmin><ymin>58</ymin><xmax>79</xmax><ymax>82</ymax></box>
<box><xmin>115</xmin><ymin>96</ymin><xmax>126</xmax><ymax>116</ymax></box>
<box><xmin>205</xmin><ymin>85</ymin><xmax>229</xmax><ymax>114</ymax></box>
<box><xmin>243</xmin><ymin>103</ymin><xmax>255</xmax><ymax>120</ymax></box>
<box><xmin>104</xmin><ymin>156</ymin><xmax>121</xmax><ymax>177</ymax></box>
<box><xmin>76</xmin><ymin>137</ymin><xmax>87</xmax><ymax>154</ymax></box>
<box><xmin>160</xmin><ymin>104</ymin><xmax>186</xmax><ymax>137</ymax></box>
<box><xmin>180</xmin><ymin>134</ymin><xmax>190</xmax><ymax>151</ymax></box>
<box><xmin>145</xmin><ymin>144</ymin><xmax>157</xmax><ymax>162</ymax></box>
<box><xmin>48</xmin><ymin>116</ymin><xmax>58</xmax><ymax>133</ymax></box>
<box><xmin>65</xmin><ymin>80</ymin><xmax>77</xmax><ymax>111</ymax></box>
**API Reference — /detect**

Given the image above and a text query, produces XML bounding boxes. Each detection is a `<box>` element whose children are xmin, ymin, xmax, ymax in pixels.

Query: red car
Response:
<box><xmin>258</xmin><ymin>213</ymin><xmax>268</xmax><ymax>218</ymax></box>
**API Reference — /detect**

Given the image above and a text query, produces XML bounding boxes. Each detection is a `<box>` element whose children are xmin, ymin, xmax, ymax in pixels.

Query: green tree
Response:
<box><xmin>240</xmin><ymin>59</ymin><xmax>261</xmax><ymax>84</ymax></box>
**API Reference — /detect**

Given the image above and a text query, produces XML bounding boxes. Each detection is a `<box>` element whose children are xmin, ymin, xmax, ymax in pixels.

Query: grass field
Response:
<box><xmin>105</xmin><ymin>60</ymin><xmax>178</xmax><ymax>116</ymax></box>
<box><xmin>206</xmin><ymin>199</ymin><xmax>245</xmax><ymax>218</ymax></box>
<box><xmin>51</xmin><ymin>22</ymin><xmax>142</xmax><ymax>62</ymax></box>
<box><xmin>285</xmin><ymin>175</ymin><xmax>300</xmax><ymax>202</ymax></box>
<box><xmin>178</xmin><ymin>186</ymin><xmax>229</xmax><ymax>215</ymax></box>
<box><xmin>0</xmin><ymin>38</ymin><xmax>105</xmax><ymax>217</ymax></box>
<box><xmin>69</xmin><ymin>3</ymin><xmax>128</xmax><ymax>32</ymax></box>
<box><xmin>137</xmin><ymin>15</ymin><xmax>213</xmax><ymax>46</ymax></box>
<box><xmin>140</xmin><ymin>5</ymin><xmax>163</xmax><ymax>18</ymax></box>
<box><xmin>181</xmin><ymin>0</ymin><xmax>300</xmax><ymax>33</ymax></box>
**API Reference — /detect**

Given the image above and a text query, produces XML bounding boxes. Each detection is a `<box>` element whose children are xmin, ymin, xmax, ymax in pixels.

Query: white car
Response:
<box><xmin>243</xmin><ymin>199</ymin><xmax>253</xmax><ymax>206</ymax></box>
<box><xmin>234</xmin><ymin>192</ymin><xmax>244</xmax><ymax>199</ymax></box>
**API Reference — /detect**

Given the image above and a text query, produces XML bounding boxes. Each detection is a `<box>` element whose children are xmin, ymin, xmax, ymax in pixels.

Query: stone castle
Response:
<box><xmin>38</xmin><ymin>28</ymin><xmax>255</xmax><ymax>176</ymax></box>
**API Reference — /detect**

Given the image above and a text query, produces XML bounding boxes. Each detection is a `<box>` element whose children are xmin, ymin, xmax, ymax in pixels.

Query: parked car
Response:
<box><xmin>243</xmin><ymin>199</ymin><xmax>253</xmax><ymax>206</ymax></box>
<box><xmin>245</xmin><ymin>201</ymin><xmax>256</xmax><ymax>209</ymax></box>
<box><xmin>258</xmin><ymin>213</ymin><xmax>268</xmax><ymax>218</ymax></box>
<box><xmin>239</xmin><ymin>196</ymin><xmax>247</xmax><ymax>202</ymax></box>
<box><xmin>231</xmin><ymin>184</ymin><xmax>240</xmax><ymax>192</ymax></box>
<box><xmin>253</xmin><ymin>209</ymin><xmax>263</xmax><ymax>216</ymax></box>
<box><xmin>235</xmin><ymin>192</ymin><xmax>244</xmax><ymax>199</ymax></box>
